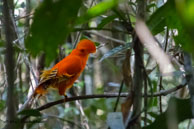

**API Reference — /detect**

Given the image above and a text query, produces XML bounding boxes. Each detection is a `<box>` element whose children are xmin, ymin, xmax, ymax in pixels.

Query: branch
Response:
<box><xmin>149</xmin><ymin>83</ymin><xmax>187</xmax><ymax>97</ymax></box>
<box><xmin>15</xmin><ymin>13</ymin><xmax>33</xmax><ymax>21</ymax></box>
<box><xmin>114</xmin><ymin>80</ymin><xmax>124</xmax><ymax>112</ymax></box>
<box><xmin>35</xmin><ymin>93</ymin><xmax>128</xmax><ymax>111</ymax></box>
<box><xmin>88</xmin><ymin>31</ymin><xmax>126</xmax><ymax>45</ymax></box>
<box><xmin>35</xmin><ymin>83</ymin><xmax>187</xmax><ymax>111</ymax></box>
<box><xmin>73</xmin><ymin>27</ymin><xmax>129</xmax><ymax>34</ymax></box>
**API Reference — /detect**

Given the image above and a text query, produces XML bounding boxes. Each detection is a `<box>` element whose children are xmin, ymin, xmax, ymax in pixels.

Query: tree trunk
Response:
<box><xmin>126</xmin><ymin>0</ymin><xmax>146</xmax><ymax>129</ymax></box>
<box><xmin>2</xmin><ymin>0</ymin><xmax>17</xmax><ymax>128</ymax></box>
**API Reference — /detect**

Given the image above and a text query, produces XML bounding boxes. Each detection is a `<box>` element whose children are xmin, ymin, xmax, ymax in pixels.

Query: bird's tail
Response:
<box><xmin>18</xmin><ymin>84</ymin><xmax>47</xmax><ymax>113</ymax></box>
<box><xmin>17</xmin><ymin>86</ymin><xmax>42</xmax><ymax>113</ymax></box>
<box><xmin>34</xmin><ymin>84</ymin><xmax>48</xmax><ymax>96</ymax></box>
<box><xmin>30</xmin><ymin>85</ymin><xmax>47</xmax><ymax>105</ymax></box>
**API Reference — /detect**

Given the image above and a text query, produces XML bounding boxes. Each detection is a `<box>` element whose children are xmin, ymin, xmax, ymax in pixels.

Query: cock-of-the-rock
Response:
<box><xmin>34</xmin><ymin>39</ymin><xmax>96</xmax><ymax>97</ymax></box>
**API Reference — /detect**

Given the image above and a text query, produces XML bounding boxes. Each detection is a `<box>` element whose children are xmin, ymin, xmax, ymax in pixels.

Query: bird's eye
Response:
<box><xmin>80</xmin><ymin>49</ymin><xmax>85</xmax><ymax>53</ymax></box>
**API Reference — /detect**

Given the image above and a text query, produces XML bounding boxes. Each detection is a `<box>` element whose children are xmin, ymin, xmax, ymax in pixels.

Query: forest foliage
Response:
<box><xmin>1</xmin><ymin>0</ymin><xmax>194</xmax><ymax>129</ymax></box>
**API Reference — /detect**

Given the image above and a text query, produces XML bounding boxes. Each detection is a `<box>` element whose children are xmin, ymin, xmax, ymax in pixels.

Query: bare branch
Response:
<box><xmin>88</xmin><ymin>31</ymin><xmax>126</xmax><ymax>45</ymax></box>
<box><xmin>74</xmin><ymin>27</ymin><xmax>129</xmax><ymax>34</ymax></box>
<box><xmin>34</xmin><ymin>83</ymin><xmax>187</xmax><ymax>111</ymax></box>
<box><xmin>15</xmin><ymin>13</ymin><xmax>33</xmax><ymax>21</ymax></box>
<box><xmin>150</xmin><ymin>83</ymin><xmax>187</xmax><ymax>97</ymax></box>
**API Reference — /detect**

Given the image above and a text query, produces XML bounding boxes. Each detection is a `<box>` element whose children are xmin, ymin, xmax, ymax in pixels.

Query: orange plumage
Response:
<box><xmin>34</xmin><ymin>39</ymin><xmax>96</xmax><ymax>96</ymax></box>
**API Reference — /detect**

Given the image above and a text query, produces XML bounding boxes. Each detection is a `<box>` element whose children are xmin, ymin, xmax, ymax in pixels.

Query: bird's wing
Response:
<box><xmin>38</xmin><ymin>55</ymin><xmax>82</xmax><ymax>85</ymax></box>
<box><xmin>56</xmin><ymin>55</ymin><xmax>83</xmax><ymax>77</ymax></box>
<box><xmin>39</xmin><ymin>68</ymin><xmax>58</xmax><ymax>85</ymax></box>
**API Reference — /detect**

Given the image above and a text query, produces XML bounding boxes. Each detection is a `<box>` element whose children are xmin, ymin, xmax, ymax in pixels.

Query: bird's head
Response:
<box><xmin>76</xmin><ymin>39</ymin><xmax>96</xmax><ymax>55</ymax></box>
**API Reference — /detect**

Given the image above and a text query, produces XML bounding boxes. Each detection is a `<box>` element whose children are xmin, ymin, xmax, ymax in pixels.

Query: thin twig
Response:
<box><xmin>35</xmin><ymin>83</ymin><xmax>187</xmax><ymax>111</ymax></box>
<box><xmin>159</xmin><ymin>28</ymin><xmax>169</xmax><ymax>113</ymax></box>
<box><xmin>12</xmin><ymin>41</ymin><xmax>38</xmax><ymax>86</ymax></box>
<box><xmin>159</xmin><ymin>77</ymin><xmax>163</xmax><ymax>113</ymax></box>
<box><xmin>164</xmin><ymin>27</ymin><xmax>169</xmax><ymax>52</ymax></box>
<box><xmin>113</xmin><ymin>80</ymin><xmax>124</xmax><ymax>112</ymax></box>
<box><xmin>143</xmin><ymin>71</ymin><xmax>148</xmax><ymax>126</ymax></box>
<box><xmin>15</xmin><ymin>13</ymin><xmax>33</xmax><ymax>21</ymax></box>
<box><xmin>36</xmin><ymin>93</ymin><xmax>129</xmax><ymax>111</ymax></box>
<box><xmin>17</xmin><ymin>55</ymin><xmax>39</xmax><ymax>113</ymax></box>
<box><xmin>88</xmin><ymin>31</ymin><xmax>126</xmax><ymax>45</ymax></box>
<box><xmin>150</xmin><ymin>83</ymin><xmax>187</xmax><ymax>97</ymax></box>
<box><xmin>72</xmin><ymin>87</ymin><xmax>90</xmax><ymax>129</ymax></box>
<box><xmin>9</xmin><ymin>6</ymin><xmax>39</xmax><ymax>109</ymax></box>
<box><xmin>24</xmin><ymin>56</ymin><xmax>38</xmax><ymax>86</ymax></box>
<box><xmin>74</xmin><ymin>27</ymin><xmax>129</xmax><ymax>34</ymax></box>
<box><xmin>73</xmin><ymin>0</ymin><xmax>95</xmax><ymax>49</ymax></box>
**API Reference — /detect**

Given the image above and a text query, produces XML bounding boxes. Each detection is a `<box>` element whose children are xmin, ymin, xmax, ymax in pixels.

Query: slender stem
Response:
<box><xmin>113</xmin><ymin>80</ymin><xmax>124</xmax><ymax>112</ymax></box>
<box><xmin>144</xmin><ymin>72</ymin><xmax>148</xmax><ymax>125</ymax></box>
<box><xmin>73</xmin><ymin>27</ymin><xmax>129</xmax><ymax>34</ymax></box>
<box><xmin>164</xmin><ymin>27</ymin><xmax>169</xmax><ymax>52</ymax></box>
<box><xmin>33</xmin><ymin>83</ymin><xmax>186</xmax><ymax>112</ymax></box>
<box><xmin>159</xmin><ymin>77</ymin><xmax>163</xmax><ymax>113</ymax></box>
<box><xmin>88</xmin><ymin>31</ymin><xmax>126</xmax><ymax>45</ymax></box>
<box><xmin>36</xmin><ymin>93</ymin><xmax>128</xmax><ymax>111</ymax></box>
<box><xmin>15</xmin><ymin>13</ymin><xmax>33</xmax><ymax>21</ymax></box>
<box><xmin>73</xmin><ymin>0</ymin><xmax>95</xmax><ymax>48</ymax></box>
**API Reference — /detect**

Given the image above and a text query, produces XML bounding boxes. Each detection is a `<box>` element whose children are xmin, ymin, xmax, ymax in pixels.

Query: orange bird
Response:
<box><xmin>34</xmin><ymin>39</ymin><xmax>96</xmax><ymax>96</ymax></box>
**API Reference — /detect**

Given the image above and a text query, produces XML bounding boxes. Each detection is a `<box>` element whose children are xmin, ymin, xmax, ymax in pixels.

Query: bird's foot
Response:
<box><xmin>63</xmin><ymin>95</ymin><xmax>68</xmax><ymax>102</ymax></box>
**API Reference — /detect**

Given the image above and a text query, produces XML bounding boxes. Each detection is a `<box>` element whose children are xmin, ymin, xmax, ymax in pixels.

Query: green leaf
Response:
<box><xmin>175</xmin><ymin>0</ymin><xmax>194</xmax><ymax>53</ymax></box>
<box><xmin>94</xmin><ymin>42</ymin><xmax>100</xmax><ymax>47</ymax></box>
<box><xmin>147</xmin><ymin>3</ymin><xmax>157</xmax><ymax>12</ymax></box>
<box><xmin>148</xmin><ymin>97</ymin><xmax>157</xmax><ymax>109</ymax></box>
<box><xmin>147</xmin><ymin>0</ymin><xmax>194</xmax><ymax>54</ymax></box>
<box><xmin>0</xmin><ymin>100</ymin><xmax>5</xmax><ymax>111</ymax></box>
<box><xmin>147</xmin><ymin>0</ymin><xmax>185</xmax><ymax>35</ymax></box>
<box><xmin>148</xmin><ymin>112</ymin><xmax>158</xmax><ymax>119</ymax></box>
<box><xmin>176</xmin><ymin>0</ymin><xmax>194</xmax><ymax>27</ymax></box>
<box><xmin>0</xmin><ymin>40</ymin><xmax>4</xmax><ymax>47</ymax></box>
<box><xmin>99</xmin><ymin>43</ymin><xmax>131</xmax><ymax>62</ymax></box>
<box><xmin>143</xmin><ymin>97</ymin><xmax>193</xmax><ymax>129</ymax></box>
<box><xmin>147</xmin><ymin>0</ymin><xmax>178</xmax><ymax>35</ymax></box>
<box><xmin>98</xmin><ymin>15</ymin><xmax>117</xmax><ymax>29</ymax></box>
<box><xmin>18</xmin><ymin>109</ymin><xmax>42</xmax><ymax>117</ymax></box>
<box><xmin>25</xmin><ymin>0</ymin><xmax>82</xmax><ymax>65</ymax></box>
<box><xmin>77</xmin><ymin>0</ymin><xmax>119</xmax><ymax>24</ymax></box>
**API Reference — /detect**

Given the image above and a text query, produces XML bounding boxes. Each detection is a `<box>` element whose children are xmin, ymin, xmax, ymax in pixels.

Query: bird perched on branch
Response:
<box><xmin>34</xmin><ymin>39</ymin><xmax>96</xmax><ymax>97</ymax></box>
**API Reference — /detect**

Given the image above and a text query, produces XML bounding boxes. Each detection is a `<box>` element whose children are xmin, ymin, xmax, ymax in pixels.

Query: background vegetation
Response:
<box><xmin>1</xmin><ymin>0</ymin><xmax>194</xmax><ymax>129</ymax></box>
